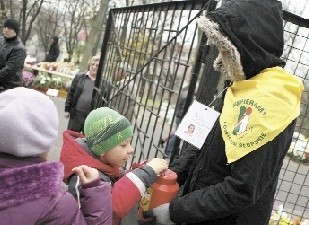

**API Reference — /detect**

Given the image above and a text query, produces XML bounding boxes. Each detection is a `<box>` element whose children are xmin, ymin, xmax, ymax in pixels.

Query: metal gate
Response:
<box><xmin>272</xmin><ymin>11</ymin><xmax>309</xmax><ymax>224</ymax></box>
<box><xmin>93</xmin><ymin>0</ymin><xmax>216</xmax><ymax>163</ymax></box>
<box><xmin>94</xmin><ymin>1</ymin><xmax>309</xmax><ymax>223</ymax></box>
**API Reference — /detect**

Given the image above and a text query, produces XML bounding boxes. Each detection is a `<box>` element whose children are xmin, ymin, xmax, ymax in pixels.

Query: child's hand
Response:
<box><xmin>146</xmin><ymin>158</ymin><xmax>168</xmax><ymax>174</ymax></box>
<box><xmin>72</xmin><ymin>165</ymin><xmax>99</xmax><ymax>185</ymax></box>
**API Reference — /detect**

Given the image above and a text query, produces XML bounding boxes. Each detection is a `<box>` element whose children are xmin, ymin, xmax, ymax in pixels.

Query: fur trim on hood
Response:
<box><xmin>197</xmin><ymin>17</ymin><xmax>245</xmax><ymax>81</ymax></box>
<box><xmin>197</xmin><ymin>0</ymin><xmax>285</xmax><ymax>80</ymax></box>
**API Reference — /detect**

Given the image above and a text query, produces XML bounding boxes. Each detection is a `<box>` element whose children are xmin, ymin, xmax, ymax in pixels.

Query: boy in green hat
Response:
<box><xmin>60</xmin><ymin>107</ymin><xmax>168</xmax><ymax>225</ymax></box>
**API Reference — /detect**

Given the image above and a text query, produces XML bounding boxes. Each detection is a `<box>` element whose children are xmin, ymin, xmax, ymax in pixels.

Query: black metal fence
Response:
<box><xmin>272</xmin><ymin>11</ymin><xmax>309</xmax><ymax>224</ymax></box>
<box><xmin>94</xmin><ymin>1</ymin><xmax>309</xmax><ymax>224</ymax></box>
<box><xmin>93</xmin><ymin>0</ymin><xmax>215</xmax><ymax>163</ymax></box>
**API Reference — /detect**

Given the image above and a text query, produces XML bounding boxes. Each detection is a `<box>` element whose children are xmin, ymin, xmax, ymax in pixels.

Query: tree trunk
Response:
<box><xmin>79</xmin><ymin>0</ymin><xmax>110</xmax><ymax>71</ymax></box>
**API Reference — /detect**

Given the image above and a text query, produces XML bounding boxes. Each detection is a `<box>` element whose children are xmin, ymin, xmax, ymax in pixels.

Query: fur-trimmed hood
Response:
<box><xmin>0</xmin><ymin>161</ymin><xmax>63</xmax><ymax>210</ymax></box>
<box><xmin>197</xmin><ymin>0</ymin><xmax>285</xmax><ymax>81</ymax></box>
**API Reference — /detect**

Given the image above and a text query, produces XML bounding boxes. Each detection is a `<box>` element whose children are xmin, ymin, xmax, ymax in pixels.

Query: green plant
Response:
<box><xmin>32</xmin><ymin>73</ymin><xmax>51</xmax><ymax>90</ymax></box>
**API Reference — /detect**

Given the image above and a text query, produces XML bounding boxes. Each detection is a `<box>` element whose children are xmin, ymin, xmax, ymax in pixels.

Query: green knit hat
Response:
<box><xmin>84</xmin><ymin>107</ymin><xmax>134</xmax><ymax>156</ymax></box>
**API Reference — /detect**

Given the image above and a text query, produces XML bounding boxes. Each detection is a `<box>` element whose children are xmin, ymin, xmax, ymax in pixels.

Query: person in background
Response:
<box><xmin>45</xmin><ymin>35</ymin><xmax>60</xmax><ymax>62</ymax></box>
<box><xmin>65</xmin><ymin>55</ymin><xmax>100</xmax><ymax>133</ymax></box>
<box><xmin>0</xmin><ymin>87</ymin><xmax>112</xmax><ymax>225</ymax></box>
<box><xmin>0</xmin><ymin>18</ymin><xmax>26</xmax><ymax>92</ymax></box>
<box><xmin>60</xmin><ymin>107</ymin><xmax>168</xmax><ymax>225</ymax></box>
<box><xmin>148</xmin><ymin>0</ymin><xmax>304</xmax><ymax>225</ymax></box>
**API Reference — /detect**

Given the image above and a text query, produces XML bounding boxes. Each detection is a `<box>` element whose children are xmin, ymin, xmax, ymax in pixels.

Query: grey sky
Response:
<box><xmin>282</xmin><ymin>0</ymin><xmax>309</xmax><ymax>18</ymax></box>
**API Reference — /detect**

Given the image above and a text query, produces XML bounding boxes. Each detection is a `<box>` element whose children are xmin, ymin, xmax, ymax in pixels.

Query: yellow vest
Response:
<box><xmin>220</xmin><ymin>67</ymin><xmax>304</xmax><ymax>163</ymax></box>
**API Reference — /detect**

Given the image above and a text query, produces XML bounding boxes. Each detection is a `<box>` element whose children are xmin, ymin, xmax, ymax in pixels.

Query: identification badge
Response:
<box><xmin>175</xmin><ymin>100</ymin><xmax>220</xmax><ymax>149</ymax></box>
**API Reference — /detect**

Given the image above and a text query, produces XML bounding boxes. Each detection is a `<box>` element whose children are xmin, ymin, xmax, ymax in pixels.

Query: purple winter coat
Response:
<box><xmin>0</xmin><ymin>153</ymin><xmax>112</xmax><ymax>225</ymax></box>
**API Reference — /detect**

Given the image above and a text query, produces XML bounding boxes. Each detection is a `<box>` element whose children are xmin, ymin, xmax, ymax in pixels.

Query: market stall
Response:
<box><xmin>23</xmin><ymin>62</ymin><xmax>79</xmax><ymax>98</ymax></box>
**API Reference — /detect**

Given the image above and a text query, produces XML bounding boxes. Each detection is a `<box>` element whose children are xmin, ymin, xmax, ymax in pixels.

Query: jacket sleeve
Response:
<box><xmin>0</xmin><ymin>45</ymin><xmax>26</xmax><ymax>82</ymax></box>
<box><xmin>77</xmin><ymin>180</ymin><xmax>112</xmax><ymax>225</ymax></box>
<box><xmin>65</xmin><ymin>74</ymin><xmax>81</xmax><ymax>112</ymax></box>
<box><xmin>169</xmin><ymin>120</ymin><xmax>295</xmax><ymax>224</ymax></box>
<box><xmin>169</xmin><ymin>144</ymin><xmax>198</xmax><ymax>185</ymax></box>
<box><xmin>112</xmin><ymin>165</ymin><xmax>157</xmax><ymax>218</ymax></box>
<box><xmin>44</xmin><ymin>181</ymin><xmax>112</xmax><ymax>225</ymax></box>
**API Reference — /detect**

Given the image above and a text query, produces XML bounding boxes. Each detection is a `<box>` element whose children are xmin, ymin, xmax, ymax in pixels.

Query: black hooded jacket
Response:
<box><xmin>206</xmin><ymin>0</ymin><xmax>285</xmax><ymax>79</ymax></box>
<box><xmin>168</xmin><ymin>1</ymin><xmax>297</xmax><ymax>224</ymax></box>
<box><xmin>0</xmin><ymin>36</ymin><xmax>26</xmax><ymax>89</ymax></box>
<box><xmin>45</xmin><ymin>36</ymin><xmax>59</xmax><ymax>62</ymax></box>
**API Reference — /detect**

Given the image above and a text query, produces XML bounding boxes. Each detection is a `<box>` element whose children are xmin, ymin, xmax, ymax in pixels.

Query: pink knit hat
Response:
<box><xmin>0</xmin><ymin>88</ymin><xmax>59</xmax><ymax>157</ymax></box>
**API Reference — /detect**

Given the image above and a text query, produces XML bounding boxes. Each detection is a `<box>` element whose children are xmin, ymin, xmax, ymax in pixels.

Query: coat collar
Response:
<box><xmin>0</xmin><ymin>160</ymin><xmax>63</xmax><ymax>210</ymax></box>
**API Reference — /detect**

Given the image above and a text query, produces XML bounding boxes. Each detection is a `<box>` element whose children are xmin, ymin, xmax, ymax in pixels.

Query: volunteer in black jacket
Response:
<box><xmin>0</xmin><ymin>18</ymin><xmax>26</xmax><ymax>91</ymax></box>
<box><xmin>149</xmin><ymin>0</ymin><xmax>304</xmax><ymax>225</ymax></box>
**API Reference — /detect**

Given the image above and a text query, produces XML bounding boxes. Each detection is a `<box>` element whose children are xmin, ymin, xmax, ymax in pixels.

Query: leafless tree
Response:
<box><xmin>62</xmin><ymin>0</ymin><xmax>87</xmax><ymax>62</ymax></box>
<box><xmin>0</xmin><ymin>0</ymin><xmax>6</xmax><ymax>25</ymax></box>
<box><xmin>79</xmin><ymin>0</ymin><xmax>111</xmax><ymax>71</ymax></box>
<box><xmin>35</xmin><ymin>1</ymin><xmax>62</xmax><ymax>57</ymax></box>
<box><xmin>1</xmin><ymin>0</ymin><xmax>46</xmax><ymax>44</ymax></box>
<box><xmin>20</xmin><ymin>0</ymin><xmax>45</xmax><ymax>43</ymax></box>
